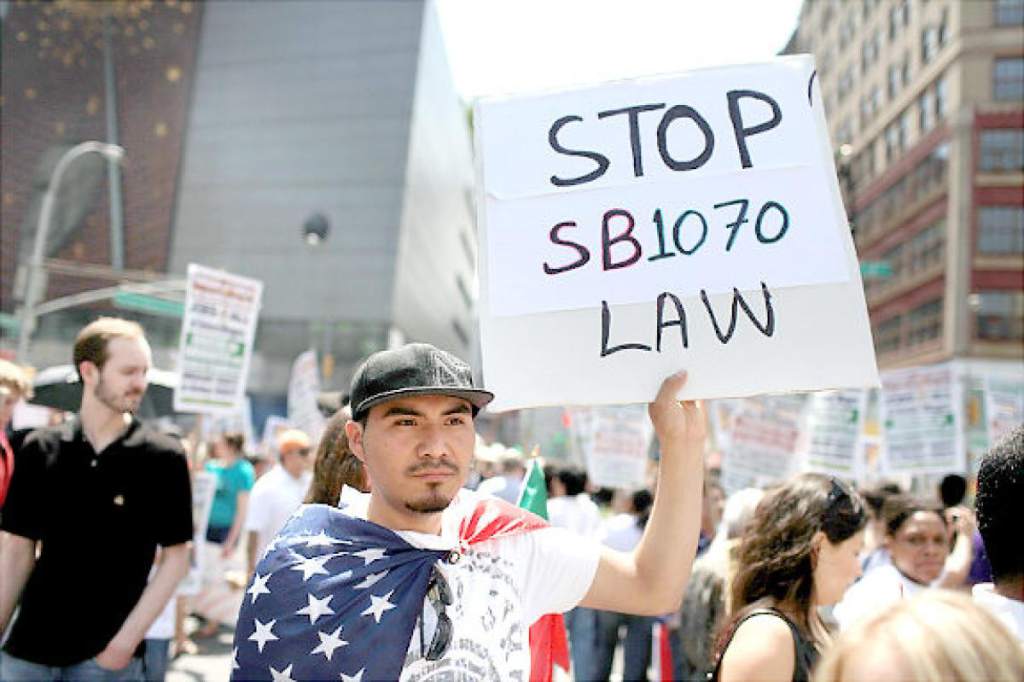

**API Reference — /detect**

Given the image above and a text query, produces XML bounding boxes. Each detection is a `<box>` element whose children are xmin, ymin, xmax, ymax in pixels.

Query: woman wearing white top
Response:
<box><xmin>834</xmin><ymin>495</ymin><xmax>973</xmax><ymax>630</ymax></box>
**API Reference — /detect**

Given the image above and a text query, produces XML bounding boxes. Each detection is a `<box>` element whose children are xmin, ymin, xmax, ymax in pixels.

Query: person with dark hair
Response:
<box><xmin>591</xmin><ymin>488</ymin><xmax>656</xmax><ymax>681</ymax></box>
<box><xmin>231</xmin><ymin>344</ymin><xmax>706</xmax><ymax>681</ymax></box>
<box><xmin>834</xmin><ymin>493</ymin><xmax>974</xmax><ymax>630</ymax></box>
<box><xmin>713</xmin><ymin>474</ymin><xmax>867</xmax><ymax>682</ymax></box>
<box><xmin>547</xmin><ymin>464</ymin><xmax>603</xmax><ymax>678</ymax></box>
<box><xmin>205</xmin><ymin>431</ymin><xmax>255</xmax><ymax>558</ymax></box>
<box><xmin>304</xmin><ymin>406</ymin><xmax>369</xmax><ymax>506</ymax></box>
<box><xmin>937</xmin><ymin>473</ymin><xmax>966</xmax><ymax>508</ymax></box>
<box><xmin>972</xmin><ymin>424</ymin><xmax>1024</xmax><ymax>641</ymax></box>
<box><xmin>858</xmin><ymin>482</ymin><xmax>901</xmax><ymax>573</ymax></box>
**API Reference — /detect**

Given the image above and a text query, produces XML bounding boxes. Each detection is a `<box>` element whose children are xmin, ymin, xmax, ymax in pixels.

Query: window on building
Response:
<box><xmin>921</xmin><ymin>27</ymin><xmax>939</xmax><ymax>65</ymax></box>
<box><xmin>883</xmin><ymin>243</ymin><xmax>905</xmax><ymax>282</ymax></box>
<box><xmin>979</xmin><ymin>130</ymin><xmax>1024</xmax><ymax>172</ymax></box>
<box><xmin>919</xmin><ymin>90</ymin><xmax>936</xmax><ymax>133</ymax></box>
<box><xmin>995</xmin><ymin>0</ymin><xmax>1024</xmax><ymax>25</ymax></box>
<box><xmin>975</xmin><ymin>291</ymin><xmax>1024</xmax><ymax>341</ymax></box>
<box><xmin>938</xmin><ymin>9</ymin><xmax>949</xmax><ymax>48</ymax></box>
<box><xmin>875</xmin><ymin>315</ymin><xmax>903</xmax><ymax>354</ymax></box>
<box><xmin>907</xmin><ymin>299</ymin><xmax>943</xmax><ymax>346</ymax></box>
<box><xmin>934</xmin><ymin>76</ymin><xmax>947</xmax><ymax>120</ymax></box>
<box><xmin>994</xmin><ymin>58</ymin><xmax>1024</xmax><ymax>101</ymax></box>
<box><xmin>978</xmin><ymin>207</ymin><xmax>1024</xmax><ymax>254</ymax></box>
<box><xmin>888</xmin><ymin>64</ymin><xmax>902</xmax><ymax>100</ymax></box>
<box><xmin>908</xmin><ymin>220</ymin><xmax>945</xmax><ymax>272</ymax></box>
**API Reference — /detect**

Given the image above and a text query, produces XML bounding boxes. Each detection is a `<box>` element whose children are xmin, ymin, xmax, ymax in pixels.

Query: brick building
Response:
<box><xmin>784</xmin><ymin>0</ymin><xmax>1023</xmax><ymax>370</ymax></box>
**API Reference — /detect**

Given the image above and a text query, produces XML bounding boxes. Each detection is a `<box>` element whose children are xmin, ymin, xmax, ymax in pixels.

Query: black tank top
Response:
<box><xmin>710</xmin><ymin>608</ymin><xmax>819</xmax><ymax>682</ymax></box>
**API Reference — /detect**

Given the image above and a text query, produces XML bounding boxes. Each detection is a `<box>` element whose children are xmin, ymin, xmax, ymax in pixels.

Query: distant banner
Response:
<box><xmin>174</xmin><ymin>264</ymin><xmax>262</xmax><ymax>413</ymax></box>
<box><xmin>288</xmin><ymin>350</ymin><xmax>326</xmax><ymax>445</ymax></box>
<box><xmin>879</xmin><ymin>364</ymin><xmax>965</xmax><ymax>475</ymax></box>
<box><xmin>570</xmin><ymin>405</ymin><xmax>648</xmax><ymax>489</ymax></box>
<box><xmin>985</xmin><ymin>376</ymin><xmax>1024</xmax><ymax>447</ymax></box>
<box><xmin>178</xmin><ymin>471</ymin><xmax>216</xmax><ymax>596</ymax></box>
<box><xmin>800</xmin><ymin>389</ymin><xmax>868</xmax><ymax>481</ymax></box>
<box><xmin>720</xmin><ymin>395</ymin><xmax>807</xmax><ymax>493</ymax></box>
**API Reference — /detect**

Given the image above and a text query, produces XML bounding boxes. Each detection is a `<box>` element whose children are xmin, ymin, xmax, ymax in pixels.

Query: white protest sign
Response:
<box><xmin>260</xmin><ymin>415</ymin><xmax>294</xmax><ymax>459</ymax></box>
<box><xmin>178</xmin><ymin>470</ymin><xmax>216</xmax><ymax>596</ymax></box>
<box><xmin>985</xmin><ymin>376</ymin><xmax>1024</xmax><ymax>446</ymax></box>
<box><xmin>800</xmin><ymin>389</ymin><xmax>868</xmax><ymax>481</ymax></box>
<box><xmin>879</xmin><ymin>363</ymin><xmax>965</xmax><ymax>475</ymax></box>
<box><xmin>573</xmin><ymin>405</ymin><xmax>649</xmax><ymax>489</ymax></box>
<box><xmin>174</xmin><ymin>264</ymin><xmax>262</xmax><ymax>413</ymax></box>
<box><xmin>720</xmin><ymin>395</ymin><xmax>806</xmax><ymax>494</ymax></box>
<box><xmin>288</xmin><ymin>350</ymin><xmax>326</xmax><ymax>445</ymax></box>
<box><xmin>475</xmin><ymin>56</ymin><xmax>878</xmax><ymax>411</ymax></box>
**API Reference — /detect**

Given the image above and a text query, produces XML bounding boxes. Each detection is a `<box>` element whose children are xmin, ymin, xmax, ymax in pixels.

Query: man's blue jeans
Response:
<box><xmin>0</xmin><ymin>651</ymin><xmax>144</xmax><ymax>681</ymax></box>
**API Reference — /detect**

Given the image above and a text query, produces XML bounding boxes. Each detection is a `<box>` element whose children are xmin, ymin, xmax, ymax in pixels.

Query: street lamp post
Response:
<box><xmin>16</xmin><ymin>141</ymin><xmax>125</xmax><ymax>362</ymax></box>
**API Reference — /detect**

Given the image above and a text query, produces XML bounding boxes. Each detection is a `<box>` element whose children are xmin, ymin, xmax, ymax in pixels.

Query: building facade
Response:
<box><xmin>1</xmin><ymin>1</ymin><xmax>478</xmax><ymax>417</ymax></box>
<box><xmin>785</xmin><ymin>0</ymin><xmax>1023</xmax><ymax>370</ymax></box>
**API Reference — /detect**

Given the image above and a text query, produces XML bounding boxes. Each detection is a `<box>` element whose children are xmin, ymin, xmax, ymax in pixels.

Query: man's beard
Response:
<box><xmin>94</xmin><ymin>375</ymin><xmax>143</xmax><ymax>414</ymax></box>
<box><xmin>405</xmin><ymin>484</ymin><xmax>454</xmax><ymax>514</ymax></box>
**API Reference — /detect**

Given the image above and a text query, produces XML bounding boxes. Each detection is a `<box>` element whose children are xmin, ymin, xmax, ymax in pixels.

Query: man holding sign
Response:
<box><xmin>231</xmin><ymin>343</ymin><xmax>704</xmax><ymax>681</ymax></box>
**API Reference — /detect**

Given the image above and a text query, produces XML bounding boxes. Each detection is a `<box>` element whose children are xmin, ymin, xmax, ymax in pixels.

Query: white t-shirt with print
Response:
<box><xmin>341</xmin><ymin>488</ymin><xmax>601</xmax><ymax>681</ymax></box>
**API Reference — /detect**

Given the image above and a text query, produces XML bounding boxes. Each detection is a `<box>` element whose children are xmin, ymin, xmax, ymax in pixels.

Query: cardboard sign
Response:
<box><xmin>178</xmin><ymin>470</ymin><xmax>216</xmax><ymax>596</ymax></box>
<box><xmin>800</xmin><ymin>389</ymin><xmax>868</xmax><ymax>481</ymax></box>
<box><xmin>879</xmin><ymin>364</ymin><xmax>965</xmax><ymax>475</ymax></box>
<box><xmin>288</xmin><ymin>349</ymin><xmax>326</xmax><ymax>445</ymax></box>
<box><xmin>174</xmin><ymin>264</ymin><xmax>263</xmax><ymax>413</ymax></box>
<box><xmin>985</xmin><ymin>376</ymin><xmax>1024</xmax><ymax>447</ymax></box>
<box><xmin>474</xmin><ymin>56</ymin><xmax>878</xmax><ymax>411</ymax></box>
<box><xmin>719</xmin><ymin>394</ymin><xmax>807</xmax><ymax>493</ymax></box>
<box><xmin>570</xmin><ymin>405</ymin><xmax>649</xmax><ymax>489</ymax></box>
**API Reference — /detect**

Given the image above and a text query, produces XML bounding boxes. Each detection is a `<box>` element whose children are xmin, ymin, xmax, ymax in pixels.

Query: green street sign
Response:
<box><xmin>114</xmin><ymin>292</ymin><xmax>185</xmax><ymax>318</ymax></box>
<box><xmin>0</xmin><ymin>312</ymin><xmax>20</xmax><ymax>333</ymax></box>
<box><xmin>860</xmin><ymin>261</ymin><xmax>893</xmax><ymax>279</ymax></box>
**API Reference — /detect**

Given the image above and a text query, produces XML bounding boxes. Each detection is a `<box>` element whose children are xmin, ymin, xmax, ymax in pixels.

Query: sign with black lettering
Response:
<box><xmin>474</xmin><ymin>56</ymin><xmax>879</xmax><ymax>410</ymax></box>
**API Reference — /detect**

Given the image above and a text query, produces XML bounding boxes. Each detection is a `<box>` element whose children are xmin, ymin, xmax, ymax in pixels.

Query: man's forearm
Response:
<box><xmin>632</xmin><ymin>433</ymin><xmax>704</xmax><ymax>611</ymax></box>
<box><xmin>0</xmin><ymin>532</ymin><xmax>37</xmax><ymax>632</ymax></box>
<box><xmin>108</xmin><ymin>543</ymin><xmax>190</xmax><ymax>651</ymax></box>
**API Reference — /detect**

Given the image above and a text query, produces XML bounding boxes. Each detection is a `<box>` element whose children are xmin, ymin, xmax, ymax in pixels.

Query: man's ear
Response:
<box><xmin>345</xmin><ymin>420</ymin><xmax>367</xmax><ymax>464</ymax></box>
<box><xmin>79</xmin><ymin>361</ymin><xmax>98</xmax><ymax>386</ymax></box>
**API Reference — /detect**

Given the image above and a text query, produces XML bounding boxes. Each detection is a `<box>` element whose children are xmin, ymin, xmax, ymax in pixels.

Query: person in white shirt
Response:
<box><xmin>972</xmin><ymin>425</ymin><xmax>1024</xmax><ymax>642</ymax></box>
<box><xmin>834</xmin><ymin>494</ymin><xmax>972</xmax><ymax>630</ymax></box>
<box><xmin>230</xmin><ymin>343</ymin><xmax>706</xmax><ymax>681</ymax></box>
<box><xmin>545</xmin><ymin>464</ymin><xmax>605</xmax><ymax>678</ymax></box>
<box><xmin>244</xmin><ymin>428</ymin><xmax>313</xmax><ymax>577</ymax></box>
<box><xmin>475</xmin><ymin>452</ymin><xmax>525</xmax><ymax>504</ymax></box>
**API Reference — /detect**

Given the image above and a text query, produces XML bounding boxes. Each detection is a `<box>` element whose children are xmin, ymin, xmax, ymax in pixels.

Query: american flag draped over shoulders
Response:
<box><xmin>231</xmin><ymin>496</ymin><xmax>547</xmax><ymax>682</ymax></box>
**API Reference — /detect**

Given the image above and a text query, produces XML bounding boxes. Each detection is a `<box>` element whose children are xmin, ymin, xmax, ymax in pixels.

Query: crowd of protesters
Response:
<box><xmin>1</xmin><ymin>317</ymin><xmax>1022</xmax><ymax>681</ymax></box>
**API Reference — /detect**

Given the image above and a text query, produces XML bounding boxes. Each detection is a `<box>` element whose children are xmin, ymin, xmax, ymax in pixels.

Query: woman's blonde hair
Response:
<box><xmin>815</xmin><ymin>590</ymin><xmax>1024</xmax><ymax>682</ymax></box>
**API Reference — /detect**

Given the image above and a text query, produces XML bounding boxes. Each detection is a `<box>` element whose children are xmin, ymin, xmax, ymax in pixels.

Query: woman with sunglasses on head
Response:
<box><xmin>712</xmin><ymin>474</ymin><xmax>868</xmax><ymax>682</ymax></box>
<box><xmin>833</xmin><ymin>494</ymin><xmax>974</xmax><ymax>631</ymax></box>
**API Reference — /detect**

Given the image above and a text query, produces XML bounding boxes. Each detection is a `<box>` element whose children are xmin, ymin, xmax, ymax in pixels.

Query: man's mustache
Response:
<box><xmin>406</xmin><ymin>461</ymin><xmax>459</xmax><ymax>475</ymax></box>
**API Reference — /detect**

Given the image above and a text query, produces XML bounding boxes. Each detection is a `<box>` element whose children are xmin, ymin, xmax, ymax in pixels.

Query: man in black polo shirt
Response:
<box><xmin>0</xmin><ymin>317</ymin><xmax>192</xmax><ymax>681</ymax></box>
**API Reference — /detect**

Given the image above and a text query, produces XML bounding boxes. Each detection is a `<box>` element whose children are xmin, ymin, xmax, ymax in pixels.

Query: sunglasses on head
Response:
<box><xmin>419</xmin><ymin>565</ymin><xmax>453</xmax><ymax>662</ymax></box>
